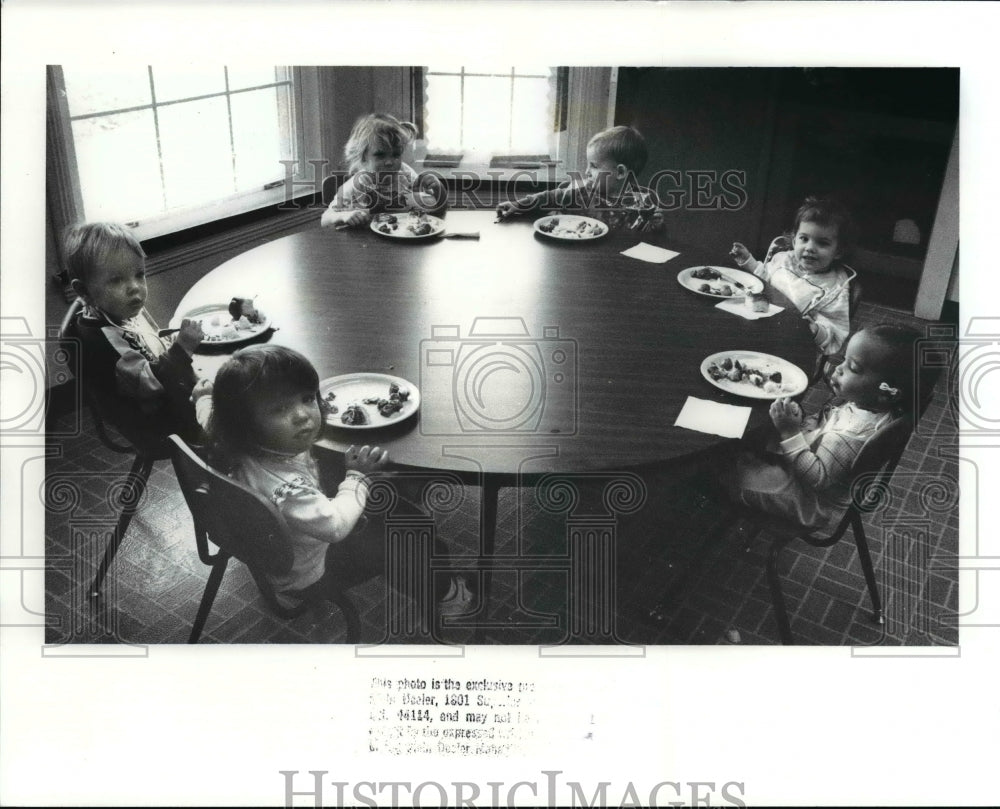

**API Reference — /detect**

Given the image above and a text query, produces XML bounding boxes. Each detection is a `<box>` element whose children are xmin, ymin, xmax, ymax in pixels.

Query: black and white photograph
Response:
<box><xmin>2</xmin><ymin>2</ymin><xmax>997</xmax><ymax>807</ymax></box>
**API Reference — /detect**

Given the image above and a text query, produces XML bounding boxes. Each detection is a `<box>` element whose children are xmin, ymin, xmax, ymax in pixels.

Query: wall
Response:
<box><xmin>614</xmin><ymin>68</ymin><xmax>782</xmax><ymax>256</ymax></box>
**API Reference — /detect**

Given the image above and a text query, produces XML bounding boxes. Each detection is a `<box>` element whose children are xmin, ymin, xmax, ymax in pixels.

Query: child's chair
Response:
<box><xmin>650</xmin><ymin>412</ymin><xmax>915</xmax><ymax>644</ymax></box>
<box><xmin>168</xmin><ymin>434</ymin><xmax>373</xmax><ymax>642</ymax></box>
<box><xmin>58</xmin><ymin>298</ymin><xmax>172</xmax><ymax>599</ymax></box>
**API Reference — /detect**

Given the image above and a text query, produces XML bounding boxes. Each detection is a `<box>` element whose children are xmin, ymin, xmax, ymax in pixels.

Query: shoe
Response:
<box><xmin>438</xmin><ymin>576</ymin><xmax>476</xmax><ymax>617</ymax></box>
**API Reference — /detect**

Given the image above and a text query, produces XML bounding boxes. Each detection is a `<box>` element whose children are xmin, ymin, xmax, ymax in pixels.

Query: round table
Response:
<box><xmin>176</xmin><ymin>209</ymin><xmax>815</xmax><ymax>640</ymax></box>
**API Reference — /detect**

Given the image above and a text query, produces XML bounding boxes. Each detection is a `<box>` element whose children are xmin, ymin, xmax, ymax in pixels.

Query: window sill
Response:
<box><xmin>129</xmin><ymin>183</ymin><xmax>315</xmax><ymax>242</ymax></box>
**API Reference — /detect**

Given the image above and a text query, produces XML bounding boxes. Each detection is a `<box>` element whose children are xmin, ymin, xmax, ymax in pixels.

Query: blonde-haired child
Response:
<box><xmin>320</xmin><ymin>113</ymin><xmax>447</xmax><ymax>228</ymax></box>
<box><xmin>731</xmin><ymin>196</ymin><xmax>856</xmax><ymax>356</ymax></box>
<box><xmin>496</xmin><ymin>125</ymin><xmax>664</xmax><ymax>232</ymax></box>
<box><xmin>64</xmin><ymin>221</ymin><xmax>211</xmax><ymax>441</ymax></box>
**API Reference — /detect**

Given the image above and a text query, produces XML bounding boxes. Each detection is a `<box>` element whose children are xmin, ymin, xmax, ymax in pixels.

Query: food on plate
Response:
<box><xmin>340</xmin><ymin>404</ymin><xmax>369</xmax><ymax>426</ymax></box>
<box><xmin>538</xmin><ymin>217</ymin><xmax>605</xmax><ymax>238</ymax></box>
<box><xmin>691</xmin><ymin>266</ymin><xmax>722</xmax><ymax>281</ymax></box>
<box><xmin>373</xmin><ymin>210</ymin><xmax>439</xmax><ymax>237</ymax></box>
<box><xmin>228</xmin><ymin>296</ymin><xmax>263</xmax><ymax>324</ymax></box>
<box><xmin>706</xmin><ymin>355</ymin><xmax>794</xmax><ymax>396</ymax></box>
<box><xmin>319</xmin><ymin>390</ymin><xmax>338</xmax><ymax>416</ymax></box>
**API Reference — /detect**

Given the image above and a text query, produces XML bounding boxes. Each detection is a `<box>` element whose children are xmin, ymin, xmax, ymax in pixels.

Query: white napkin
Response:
<box><xmin>675</xmin><ymin>396</ymin><xmax>752</xmax><ymax>438</ymax></box>
<box><xmin>620</xmin><ymin>242</ymin><xmax>680</xmax><ymax>263</ymax></box>
<box><xmin>715</xmin><ymin>299</ymin><xmax>785</xmax><ymax>320</ymax></box>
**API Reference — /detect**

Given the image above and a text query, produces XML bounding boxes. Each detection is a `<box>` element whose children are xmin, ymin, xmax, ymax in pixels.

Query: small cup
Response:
<box><xmin>749</xmin><ymin>292</ymin><xmax>769</xmax><ymax>313</ymax></box>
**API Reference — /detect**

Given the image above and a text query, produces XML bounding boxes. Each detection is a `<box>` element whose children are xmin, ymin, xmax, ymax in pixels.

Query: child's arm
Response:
<box><xmin>770</xmin><ymin>400</ymin><xmax>855</xmax><ymax>492</ymax></box>
<box><xmin>108</xmin><ymin>318</ymin><xmax>201</xmax><ymax>402</ymax></box>
<box><xmin>409</xmin><ymin>166</ymin><xmax>448</xmax><ymax>214</ymax></box>
<box><xmin>804</xmin><ymin>284</ymin><xmax>850</xmax><ymax>356</ymax></box>
<box><xmin>496</xmin><ymin>183</ymin><xmax>576</xmax><ymax>220</ymax></box>
<box><xmin>730</xmin><ymin>242</ymin><xmax>762</xmax><ymax>274</ymax></box>
<box><xmin>320</xmin><ymin>175</ymin><xmax>372</xmax><ymax>228</ymax></box>
<box><xmin>274</xmin><ymin>445</ymin><xmax>389</xmax><ymax>544</ymax></box>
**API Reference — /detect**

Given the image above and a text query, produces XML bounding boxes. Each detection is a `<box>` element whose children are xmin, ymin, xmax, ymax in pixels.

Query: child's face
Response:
<box><xmin>80</xmin><ymin>247</ymin><xmax>148</xmax><ymax>323</ymax></box>
<box><xmin>250</xmin><ymin>388</ymin><xmax>322</xmax><ymax>455</ymax></box>
<box><xmin>361</xmin><ymin>136</ymin><xmax>403</xmax><ymax>179</ymax></box>
<box><xmin>584</xmin><ymin>145</ymin><xmax>626</xmax><ymax>196</ymax></box>
<box><xmin>829</xmin><ymin>331</ymin><xmax>893</xmax><ymax>411</ymax></box>
<box><xmin>792</xmin><ymin>220</ymin><xmax>840</xmax><ymax>274</ymax></box>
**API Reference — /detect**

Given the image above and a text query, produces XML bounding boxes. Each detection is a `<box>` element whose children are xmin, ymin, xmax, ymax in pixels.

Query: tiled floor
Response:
<box><xmin>44</xmin><ymin>301</ymin><xmax>959</xmax><ymax>647</ymax></box>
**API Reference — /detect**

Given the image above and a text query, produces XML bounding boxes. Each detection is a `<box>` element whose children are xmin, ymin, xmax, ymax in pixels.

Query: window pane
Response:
<box><xmin>157</xmin><ymin>97</ymin><xmax>234</xmax><ymax>210</ymax></box>
<box><xmin>425</xmin><ymin>74</ymin><xmax>462</xmax><ymax>151</ymax></box>
<box><xmin>510</xmin><ymin>76</ymin><xmax>551</xmax><ymax>154</ymax></box>
<box><xmin>64</xmin><ymin>67</ymin><xmax>151</xmax><ymax>116</ymax></box>
<box><xmin>463</xmin><ymin>75</ymin><xmax>512</xmax><ymax>153</ymax></box>
<box><xmin>72</xmin><ymin>110</ymin><xmax>163</xmax><ymax>222</ymax></box>
<box><xmin>227</xmin><ymin>67</ymin><xmax>280</xmax><ymax>90</ymax></box>
<box><xmin>230</xmin><ymin>87</ymin><xmax>286</xmax><ymax>189</ymax></box>
<box><xmin>151</xmin><ymin>66</ymin><xmax>226</xmax><ymax>103</ymax></box>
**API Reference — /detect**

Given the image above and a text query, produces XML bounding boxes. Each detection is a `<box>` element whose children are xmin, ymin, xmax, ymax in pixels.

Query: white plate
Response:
<box><xmin>533</xmin><ymin>214</ymin><xmax>609</xmax><ymax>241</ymax></box>
<box><xmin>678</xmin><ymin>266</ymin><xmax>763</xmax><ymax>299</ymax></box>
<box><xmin>175</xmin><ymin>303</ymin><xmax>272</xmax><ymax>346</ymax></box>
<box><xmin>370</xmin><ymin>212</ymin><xmax>445</xmax><ymax>239</ymax></box>
<box><xmin>319</xmin><ymin>372</ymin><xmax>420</xmax><ymax>429</ymax></box>
<box><xmin>701</xmin><ymin>351</ymin><xmax>809</xmax><ymax>400</ymax></box>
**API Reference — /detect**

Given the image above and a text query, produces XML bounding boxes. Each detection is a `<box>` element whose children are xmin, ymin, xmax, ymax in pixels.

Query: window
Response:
<box><xmin>49</xmin><ymin>66</ymin><xmax>307</xmax><ymax>239</ymax></box>
<box><xmin>421</xmin><ymin>66</ymin><xmax>563</xmax><ymax>164</ymax></box>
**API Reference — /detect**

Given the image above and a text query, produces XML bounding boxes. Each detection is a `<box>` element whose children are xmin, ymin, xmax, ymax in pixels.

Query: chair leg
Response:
<box><xmin>765</xmin><ymin>534</ymin><xmax>797</xmax><ymax>645</ymax></box>
<box><xmin>189</xmin><ymin>555</ymin><xmax>230</xmax><ymax>643</ymax></box>
<box><xmin>89</xmin><ymin>453</ymin><xmax>155</xmax><ymax>599</ymax></box>
<box><xmin>850</xmin><ymin>510</ymin><xmax>884</xmax><ymax>626</ymax></box>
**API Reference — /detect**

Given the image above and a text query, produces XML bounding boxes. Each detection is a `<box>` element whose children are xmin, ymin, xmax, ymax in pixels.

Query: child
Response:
<box><xmin>730</xmin><ymin>196</ymin><xmax>856</xmax><ymax>356</ymax></box>
<box><xmin>495</xmin><ymin>125</ymin><xmax>664</xmax><ymax>232</ymax></box>
<box><xmin>64</xmin><ymin>221</ymin><xmax>210</xmax><ymax>442</ymax></box>
<box><xmin>725</xmin><ymin>325</ymin><xmax>919</xmax><ymax>530</ymax></box>
<box><xmin>206</xmin><ymin>344</ymin><xmax>388</xmax><ymax>603</ymax></box>
<box><xmin>320</xmin><ymin>113</ymin><xmax>447</xmax><ymax>228</ymax></box>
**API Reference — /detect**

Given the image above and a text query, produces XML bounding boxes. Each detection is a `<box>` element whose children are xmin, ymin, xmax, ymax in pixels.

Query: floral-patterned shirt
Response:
<box><xmin>232</xmin><ymin>448</ymin><xmax>369</xmax><ymax>599</ymax></box>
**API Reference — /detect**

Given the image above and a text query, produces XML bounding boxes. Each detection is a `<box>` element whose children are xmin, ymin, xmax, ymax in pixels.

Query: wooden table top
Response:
<box><xmin>177</xmin><ymin>210</ymin><xmax>815</xmax><ymax>479</ymax></box>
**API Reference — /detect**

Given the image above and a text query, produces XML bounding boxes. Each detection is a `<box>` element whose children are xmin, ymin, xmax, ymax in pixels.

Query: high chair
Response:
<box><xmin>168</xmin><ymin>435</ymin><xmax>372</xmax><ymax>643</ymax></box>
<box><xmin>58</xmin><ymin>298</ymin><xmax>172</xmax><ymax>599</ymax></box>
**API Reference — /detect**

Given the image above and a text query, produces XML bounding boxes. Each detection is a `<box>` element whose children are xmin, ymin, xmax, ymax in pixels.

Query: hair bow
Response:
<box><xmin>878</xmin><ymin>382</ymin><xmax>899</xmax><ymax>398</ymax></box>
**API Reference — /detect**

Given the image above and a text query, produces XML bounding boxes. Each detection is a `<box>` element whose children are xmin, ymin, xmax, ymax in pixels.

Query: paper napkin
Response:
<box><xmin>675</xmin><ymin>396</ymin><xmax>752</xmax><ymax>439</ymax></box>
<box><xmin>620</xmin><ymin>242</ymin><xmax>680</xmax><ymax>263</ymax></box>
<box><xmin>715</xmin><ymin>299</ymin><xmax>785</xmax><ymax>320</ymax></box>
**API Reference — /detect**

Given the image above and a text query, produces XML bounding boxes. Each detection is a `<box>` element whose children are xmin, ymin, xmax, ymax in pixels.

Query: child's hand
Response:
<box><xmin>341</xmin><ymin>209</ymin><xmax>371</xmax><ymax>227</ymax></box>
<box><xmin>176</xmin><ymin>318</ymin><xmax>204</xmax><ymax>355</ymax></box>
<box><xmin>345</xmin><ymin>444</ymin><xmax>389</xmax><ymax>476</ymax></box>
<box><xmin>190</xmin><ymin>377</ymin><xmax>213</xmax><ymax>402</ymax></box>
<box><xmin>730</xmin><ymin>242</ymin><xmax>753</xmax><ymax>267</ymax></box>
<box><xmin>769</xmin><ymin>397</ymin><xmax>803</xmax><ymax>439</ymax></box>
<box><xmin>495</xmin><ymin>201</ymin><xmax>519</xmax><ymax>221</ymax></box>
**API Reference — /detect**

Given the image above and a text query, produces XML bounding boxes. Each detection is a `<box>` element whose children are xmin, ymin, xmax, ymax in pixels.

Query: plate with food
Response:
<box><xmin>533</xmin><ymin>214</ymin><xmax>609</xmax><ymax>241</ymax></box>
<box><xmin>174</xmin><ymin>297</ymin><xmax>272</xmax><ymax>346</ymax></box>
<box><xmin>370</xmin><ymin>211</ymin><xmax>446</xmax><ymax>239</ymax></box>
<box><xmin>701</xmin><ymin>351</ymin><xmax>809</xmax><ymax>400</ymax></box>
<box><xmin>319</xmin><ymin>372</ymin><xmax>420</xmax><ymax>429</ymax></box>
<box><xmin>677</xmin><ymin>266</ymin><xmax>763</xmax><ymax>299</ymax></box>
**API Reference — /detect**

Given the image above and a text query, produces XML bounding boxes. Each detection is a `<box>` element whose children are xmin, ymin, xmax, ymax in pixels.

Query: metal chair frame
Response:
<box><xmin>168</xmin><ymin>435</ymin><xmax>365</xmax><ymax>643</ymax></box>
<box><xmin>58</xmin><ymin>298</ymin><xmax>171</xmax><ymax>599</ymax></box>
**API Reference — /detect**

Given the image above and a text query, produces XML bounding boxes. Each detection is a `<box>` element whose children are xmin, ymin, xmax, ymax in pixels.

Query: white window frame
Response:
<box><xmin>47</xmin><ymin>65</ymin><xmax>321</xmax><ymax>242</ymax></box>
<box><xmin>412</xmin><ymin>67</ymin><xmax>616</xmax><ymax>185</ymax></box>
